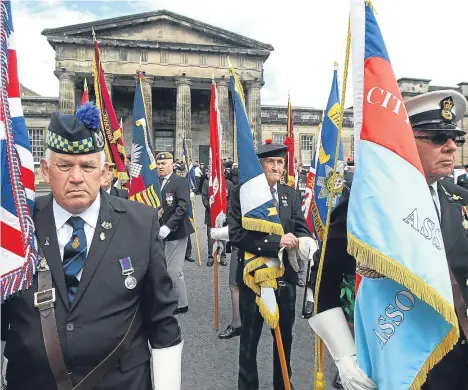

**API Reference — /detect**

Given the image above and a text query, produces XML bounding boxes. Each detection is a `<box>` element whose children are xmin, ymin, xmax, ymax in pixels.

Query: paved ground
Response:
<box><xmin>178</xmin><ymin>195</ymin><xmax>337</xmax><ymax>390</ymax></box>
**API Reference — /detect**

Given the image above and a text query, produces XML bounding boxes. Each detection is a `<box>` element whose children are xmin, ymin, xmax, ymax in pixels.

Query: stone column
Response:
<box><xmin>216</xmin><ymin>78</ymin><xmax>232</xmax><ymax>159</ymax></box>
<box><xmin>55</xmin><ymin>70</ymin><xmax>76</xmax><ymax>114</ymax></box>
<box><xmin>246</xmin><ymin>80</ymin><xmax>263</xmax><ymax>146</ymax></box>
<box><xmin>104</xmin><ymin>73</ymin><xmax>114</xmax><ymax>102</ymax></box>
<box><xmin>175</xmin><ymin>77</ymin><xmax>192</xmax><ymax>159</ymax></box>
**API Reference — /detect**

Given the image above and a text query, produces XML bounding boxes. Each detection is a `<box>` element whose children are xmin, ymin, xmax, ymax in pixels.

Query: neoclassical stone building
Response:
<box><xmin>22</xmin><ymin>10</ymin><xmax>468</xmax><ymax>181</ymax></box>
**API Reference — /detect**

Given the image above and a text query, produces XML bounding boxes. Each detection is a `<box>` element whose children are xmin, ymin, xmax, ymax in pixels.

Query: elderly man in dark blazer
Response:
<box><xmin>156</xmin><ymin>152</ymin><xmax>195</xmax><ymax>315</ymax></box>
<box><xmin>101</xmin><ymin>162</ymin><xmax>129</xmax><ymax>199</ymax></box>
<box><xmin>1</xmin><ymin>103</ymin><xmax>182</xmax><ymax>390</ymax></box>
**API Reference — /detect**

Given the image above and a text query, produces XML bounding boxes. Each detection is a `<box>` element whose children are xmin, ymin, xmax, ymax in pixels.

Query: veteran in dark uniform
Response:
<box><xmin>1</xmin><ymin>103</ymin><xmax>183</xmax><ymax>390</ymax></box>
<box><xmin>309</xmin><ymin>90</ymin><xmax>468</xmax><ymax>390</ymax></box>
<box><xmin>457</xmin><ymin>164</ymin><xmax>468</xmax><ymax>190</ymax></box>
<box><xmin>101</xmin><ymin>162</ymin><xmax>129</xmax><ymax>199</ymax></box>
<box><xmin>156</xmin><ymin>152</ymin><xmax>194</xmax><ymax>314</ymax></box>
<box><xmin>229</xmin><ymin>141</ymin><xmax>313</xmax><ymax>390</ymax></box>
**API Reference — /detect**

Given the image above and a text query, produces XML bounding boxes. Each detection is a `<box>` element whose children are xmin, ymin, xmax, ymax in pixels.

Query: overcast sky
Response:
<box><xmin>12</xmin><ymin>0</ymin><xmax>468</xmax><ymax>109</ymax></box>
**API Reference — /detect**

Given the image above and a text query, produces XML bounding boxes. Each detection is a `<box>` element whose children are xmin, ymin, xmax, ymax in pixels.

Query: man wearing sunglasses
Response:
<box><xmin>308</xmin><ymin>90</ymin><xmax>468</xmax><ymax>390</ymax></box>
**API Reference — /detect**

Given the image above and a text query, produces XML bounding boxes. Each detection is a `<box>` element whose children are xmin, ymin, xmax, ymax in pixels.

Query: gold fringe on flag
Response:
<box><xmin>347</xmin><ymin>233</ymin><xmax>460</xmax><ymax>390</ymax></box>
<box><xmin>256</xmin><ymin>296</ymin><xmax>280</xmax><ymax>328</ymax></box>
<box><xmin>242</xmin><ymin>216</ymin><xmax>284</xmax><ymax>236</ymax></box>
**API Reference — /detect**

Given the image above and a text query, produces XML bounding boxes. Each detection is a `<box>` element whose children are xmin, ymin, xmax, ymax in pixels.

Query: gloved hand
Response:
<box><xmin>308</xmin><ymin>308</ymin><xmax>376</xmax><ymax>390</ymax></box>
<box><xmin>297</xmin><ymin>236</ymin><xmax>318</xmax><ymax>261</ymax></box>
<box><xmin>335</xmin><ymin>355</ymin><xmax>376</xmax><ymax>390</ymax></box>
<box><xmin>158</xmin><ymin>225</ymin><xmax>171</xmax><ymax>240</ymax></box>
<box><xmin>190</xmin><ymin>191</ymin><xmax>195</xmax><ymax>200</ymax></box>
<box><xmin>210</xmin><ymin>226</ymin><xmax>229</xmax><ymax>241</ymax></box>
<box><xmin>152</xmin><ymin>341</ymin><xmax>184</xmax><ymax>390</ymax></box>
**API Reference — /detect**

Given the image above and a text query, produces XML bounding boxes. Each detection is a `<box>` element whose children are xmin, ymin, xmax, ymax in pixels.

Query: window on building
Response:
<box><xmin>273</xmin><ymin>133</ymin><xmax>286</xmax><ymax>145</ymax></box>
<box><xmin>200</xmin><ymin>53</ymin><xmax>207</xmax><ymax>66</ymax></box>
<box><xmin>180</xmin><ymin>52</ymin><xmax>188</xmax><ymax>65</ymax></box>
<box><xmin>300</xmin><ymin>135</ymin><xmax>315</xmax><ymax>164</ymax></box>
<box><xmin>160</xmin><ymin>51</ymin><xmax>168</xmax><ymax>64</ymax></box>
<box><xmin>119</xmin><ymin>48</ymin><xmax>128</xmax><ymax>61</ymax></box>
<box><xmin>154</xmin><ymin>131</ymin><xmax>174</xmax><ymax>153</ymax></box>
<box><xmin>28</xmin><ymin>128</ymin><xmax>44</xmax><ymax>165</ymax></box>
<box><xmin>140</xmin><ymin>50</ymin><xmax>148</xmax><ymax>63</ymax></box>
<box><xmin>219</xmin><ymin>55</ymin><xmax>227</xmax><ymax>67</ymax></box>
<box><xmin>238</xmin><ymin>55</ymin><xmax>245</xmax><ymax>67</ymax></box>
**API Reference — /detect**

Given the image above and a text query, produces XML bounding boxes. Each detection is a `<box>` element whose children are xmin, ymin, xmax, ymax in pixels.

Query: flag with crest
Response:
<box><xmin>348</xmin><ymin>1</ymin><xmax>458</xmax><ymax>388</ymax></box>
<box><xmin>230</xmin><ymin>68</ymin><xmax>284</xmax><ymax>328</ymax></box>
<box><xmin>209</xmin><ymin>79</ymin><xmax>227</xmax><ymax>255</ymax></box>
<box><xmin>128</xmin><ymin>71</ymin><xmax>161</xmax><ymax>208</ymax></box>
<box><xmin>93</xmin><ymin>34</ymin><xmax>128</xmax><ymax>183</ymax></box>
<box><xmin>1</xmin><ymin>0</ymin><xmax>39</xmax><ymax>302</ymax></box>
<box><xmin>310</xmin><ymin>65</ymin><xmax>344</xmax><ymax>242</ymax></box>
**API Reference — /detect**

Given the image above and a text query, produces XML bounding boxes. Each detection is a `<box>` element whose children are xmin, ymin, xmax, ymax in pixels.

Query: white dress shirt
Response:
<box><xmin>53</xmin><ymin>193</ymin><xmax>101</xmax><ymax>280</ymax></box>
<box><xmin>160</xmin><ymin>172</ymin><xmax>172</xmax><ymax>191</ymax></box>
<box><xmin>429</xmin><ymin>182</ymin><xmax>441</xmax><ymax>218</ymax></box>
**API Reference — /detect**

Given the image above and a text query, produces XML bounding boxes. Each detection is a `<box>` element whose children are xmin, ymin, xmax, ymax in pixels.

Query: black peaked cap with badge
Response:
<box><xmin>47</xmin><ymin>102</ymin><xmax>105</xmax><ymax>154</ymax></box>
<box><xmin>405</xmin><ymin>89</ymin><xmax>467</xmax><ymax>136</ymax></box>
<box><xmin>256</xmin><ymin>139</ymin><xmax>288</xmax><ymax>158</ymax></box>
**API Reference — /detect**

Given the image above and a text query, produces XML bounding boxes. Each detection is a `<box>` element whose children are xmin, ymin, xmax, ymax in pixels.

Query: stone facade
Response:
<box><xmin>22</xmin><ymin>12</ymin><xmax>468</xmax><ymax>179</ymax></box>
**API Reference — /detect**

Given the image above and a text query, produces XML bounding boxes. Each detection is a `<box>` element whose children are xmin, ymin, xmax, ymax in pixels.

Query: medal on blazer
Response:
<box><xmin>281</xmin><ymin>195</ymin><xmax>288</xmax><ymax>207</ymax></box>
<box><xmin>119</xmin><ymin>257</ymin><xmax>137</xmax><ymax>290</ymax></box>
<box><xmin>166</xmin><ymin>192</ymin><xmax>174</xmax><ymax>206</ymax></box>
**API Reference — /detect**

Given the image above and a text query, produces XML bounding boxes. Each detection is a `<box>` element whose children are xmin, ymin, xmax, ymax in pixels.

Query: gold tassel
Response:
<box><xmin>314</xmin><ymin>371</ymin><xmax>326</xmax><ymax>389</ymax></box>
<box><xmin>256</xmin><ymin>296</ymin><xmax>279</xmax><ymax>328</ymax></box>
<box><xmin>242</xmin><ymin>216</ymin><xmax>284</xmax><ymax>236</ymax></box>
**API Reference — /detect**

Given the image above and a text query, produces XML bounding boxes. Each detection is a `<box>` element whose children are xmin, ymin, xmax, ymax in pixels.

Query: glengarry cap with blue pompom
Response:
<box><xmin>46</xmin><ymin>102</ymin><xmax>105</xmax><ymax>154</ymax></box>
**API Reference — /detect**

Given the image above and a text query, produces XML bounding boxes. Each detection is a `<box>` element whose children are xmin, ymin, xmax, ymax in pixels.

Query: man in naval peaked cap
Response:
<box><xmin>1</xmin><ymin>102</ymin><xmax>183</xmax><ymax>390</ymax></box>
<box><xmin>308</xmin><ymin>90</ymin><xmax>468</xmax><ymax>390</ymax></box>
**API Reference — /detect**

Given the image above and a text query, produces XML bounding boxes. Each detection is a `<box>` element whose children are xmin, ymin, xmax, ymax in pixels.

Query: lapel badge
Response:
<box><xmin>101</xmin><ymin>221</ymin><xmax>112</xmax><ymax>230</ymax></box>
<box><xmin>451</xmin><ymin>194</ymin><xmax>462</xmax><ymax>201</ymax></box>
<box><xmin>44</xmin><ymin>237</ymin><xmax>50</xmax><ymax>246</ymax></box>
<box><xmin>100</xmin><ymin>232</ymin><xmax>106</xmax><ymax>241</ymax></box>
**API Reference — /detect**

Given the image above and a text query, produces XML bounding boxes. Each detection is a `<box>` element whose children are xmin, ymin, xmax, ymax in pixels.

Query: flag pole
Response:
<box><xmin>191</xmin><ymin>198</ymin><xmax>202</xmax><ymax>267</ymax></box>
<box><xmin>313</xmin><ymin>19</ymin><xmax>351</xmax><ymax>389</ymax></box>
<box><xmin>213</xmin><ymin>248</ymin><xmax>220</xmax><ymax>330</ymax></box>
<box><xmin>274</xmin><ymin>325</ymin><xmax>291</xmax><ymax>390</ymax></box>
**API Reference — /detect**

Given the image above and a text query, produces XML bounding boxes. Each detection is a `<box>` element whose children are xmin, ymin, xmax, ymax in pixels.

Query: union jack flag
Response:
<box><xmin>0</xmin><ymin>0</ymin><xmax>39</xmax><ymax>302</ymax></box>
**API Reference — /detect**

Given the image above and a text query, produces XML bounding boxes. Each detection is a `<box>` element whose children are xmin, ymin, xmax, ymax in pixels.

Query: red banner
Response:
<box><xmin>209</xmin><ymin>81</ymin><xmax>227</xmax><ymax>230</ymax></box>
<box><xmin>284</xmin><ymin>96</ymin><xmax>295</xmax><ymax>188</ymax></box>
<box><xmin>93</xmin><ymin>40</ymin><xmax>128</xmax><ymax>183</ymax></box>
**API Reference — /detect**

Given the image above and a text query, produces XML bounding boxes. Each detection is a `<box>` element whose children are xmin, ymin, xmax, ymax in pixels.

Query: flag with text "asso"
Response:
<box><xmin>0</xmin><ymin>0</ymin><xmax>39</xmax><ymax>302</ymax></box>
<box><xmin>209</xmin><ymin>80</ymin><xmax>227</xmax><ymax>255</ymax></box>
<box><xmin>93</xmin><ymin>36</ymin><xmax>128</xmax><ymax>183</ymax></box>
<box><xmin>128</xmin><ymin>71</ymin><xmax>161</xmax><ymax>209</ymax></box>
<box><xmin>310</xmin><ymin>65</ymin><xmax>344</xmax><ymax>242</ymax></box>
<box><xmin>230</xmin><ymin>68</ymin><xmax>284</xmax><ymax>328</ymax></box>
<box><xmin>348</xmin><ymin>1</ymin><xmax>458</xmax><ymax>389</ymax></box>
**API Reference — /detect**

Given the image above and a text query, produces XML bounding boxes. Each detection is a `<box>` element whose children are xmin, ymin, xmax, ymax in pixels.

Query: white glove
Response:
<box><xmin>298</xmin><ymin>236</ymin><xmax>318</xmax><ymax>261</ymax></box>
<box><xmin>152</xmin><ymin>341</ymin><xmax>183</xmax><ymax>390</ymax></box>
<box><xmin>190</xmin><ymin>191</ymin><xmax>195</xmax><ymax>200</ymax></box>
<box><xmin>308</xmin><ymin>308</ymin><xmax>376</xmax><ymax>390</ymax></box>
<box><xmin>159</xmin><ymin>225</ymin><xmax>171</xmax><ymax>240</ymax></box>
<box><xmin>210</xmin><ymin>226</ymin><xmax>229</xmax><ymax>241</ymax></box>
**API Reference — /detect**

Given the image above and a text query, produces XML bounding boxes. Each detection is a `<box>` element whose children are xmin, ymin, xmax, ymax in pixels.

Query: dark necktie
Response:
<box><xmin>159</xmin><ymin>177</ymin><xmax>165</xmax><ymax>189</ymax></box>
<box><xmin>63</xmin><ymin>216</ymin><xmax>87</xmax><ymax>304</ymax></box>
<box><xmin>270</xmin><ymin>186</ymin><xmax>278</xmax><ymax>211</ymax></box>
<box><xmin>429</xmin><ymin>185</ymin><xmax>441</xmax><ymax>223</ymax></box>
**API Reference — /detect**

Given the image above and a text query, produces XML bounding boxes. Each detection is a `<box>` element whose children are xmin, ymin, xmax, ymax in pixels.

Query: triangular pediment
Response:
<box><xmin>42</xmin><ymin>10</ymin><xmax>273</xmax><ymax>52</ymax></box>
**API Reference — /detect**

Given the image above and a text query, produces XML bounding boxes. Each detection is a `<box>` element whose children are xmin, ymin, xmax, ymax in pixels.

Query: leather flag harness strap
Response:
<box><xmin>34</xmin><ymin>253</ymin><xmax>141</xmax><ymax>390</ymax></box>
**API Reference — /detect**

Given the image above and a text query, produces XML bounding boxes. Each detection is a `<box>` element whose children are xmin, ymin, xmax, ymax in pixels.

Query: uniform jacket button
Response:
<box><xmin>68</xmin><ymin>369</ymin><xmax>73</xmax><ymax>375</ymax></box>
<box><xmin>258</xmin><ymin>248</ymin><xmax>261</xmax><ymax>251</ymax></box>
<box><xmin>66</xmin><ymin>322</ymin><xmax>74</xmax><ymax>332</ymax></box>
<box><xmin>264</xmin><ymin>239</ymin><xmax>268</xmax><ymax>243</ymax></box>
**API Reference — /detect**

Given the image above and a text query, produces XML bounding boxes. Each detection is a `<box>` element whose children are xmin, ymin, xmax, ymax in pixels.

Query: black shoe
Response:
<box><xmin>207</xmin><ymin>258</ymin><xmax>214</xmax><ymax>267</ymax></box>
<box><xmin>185</xmin><ymin>255</ymin><xmax>195</xmax><ymax>262</ymax></box>
<box><xmin>218</xmin><ymin>325</ymin><xmax>241</xmax><ymax>339</ymax></box>
<box><xmin>302</xmin><ymin>301</ymin><xmax>314</xmax><ymax>319</ymax></box>
<box><xmin>219</xmin><ymin>258</ymin><xmax>228</xmax><ymax>266</ymax></box>
<box><xmin>297</xmin><ymin>279</ymin><xmax>305</xmax><ymax>287</ymax></box>
<box><xmin>333</xmin><ymin>371</ymin><xmax>343</xmax><ymax>389</ymax></box>
<box><xmin>174</xmin><ymin>306</ymin><xmax>188</xmax><ymax>315</ymax></box>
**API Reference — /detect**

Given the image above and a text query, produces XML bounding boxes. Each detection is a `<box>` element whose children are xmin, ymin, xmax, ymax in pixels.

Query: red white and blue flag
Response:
<box><xmin>1</xmin><ymin>0</ymin><xmax>39</xmax><ymax>302</ymax></box>
<box><xmin>348</xmin><ymin>1</ymin><xmax>458</xmax><ymax>388</ymax></box>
